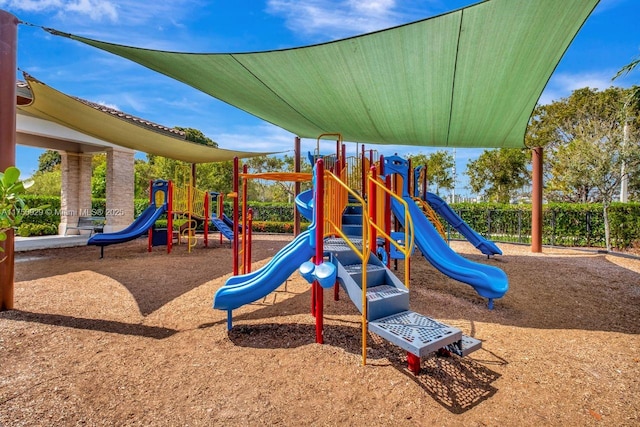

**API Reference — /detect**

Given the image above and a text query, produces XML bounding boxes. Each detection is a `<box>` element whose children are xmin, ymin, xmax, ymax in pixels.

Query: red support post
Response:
<box><xmin>385</xmin><ymin>175</ymin><xmax>392</xmax><ymax>269</ymax></box>
<box><xmin>0</xmin><ymin>10</ymin><xmax>18</xmax><ymax>311</ymax></box>
<box><xmin>407</xmin><ymin>353</ymin><xmax>421</xmax><ymax>375</ymax></box>
<box><xmin>233</xmin><ymin>157</ymin><xmax>239</xmax><ymax>276</ymax></box>
<box><xmin>361</xmin><ymin>145</ymin><xmax>366</xmax><ymax>198</ymax></box>
<box><xmin>422</xmin><ymin>164</ymin><xmax>428</xmax><ymax>201</ymax></box>
<box><xmin>408</xmin><ymin>158</ymin><xmax>413</xmax><ymax>197</ymax></box>
<box><xmin>167</xmin><ymin>181</ymin><xmax>173</xmax><ymax>254</ymax></box>
<box><xmin>314</xmin><ymin>159</ymin><xmax>325</xmax><ymax>344</ymax></box>
<box><xmin>219</xmin><ymin>194</ymin><xmax>224</xmax><ymax>245</ymax></box>
<box><xmin>246</xmin><ymin>208</ymin><xmax>253</xmax><ymax>273</ymax></box>
<box><xmin>242</xmin><ymin>164</ymin><xmax>248</xmax><ymax>274</ymax></box>
<box><xmin>531</xmin><ymin>146</ymin><xmax>543</xmax><ymax>252</ymax></box>
<box><xmin>368</xmin><ymin>167</ymin><xmax>377</xmax><ymax>255</ymax></box>
<box><xmin>294</xmin><ymin>136</ymin><xmax>301</xmax><ymax>236</ymax></box>
<box><xmin>147</xmin><ymin>180</ymin><xmax>153</xmax><ymax>252</ymax></box>
<box><xmin>203</xmin><ymin>192</ymin><xmax>209</xmax><ymax>248</ymax></box>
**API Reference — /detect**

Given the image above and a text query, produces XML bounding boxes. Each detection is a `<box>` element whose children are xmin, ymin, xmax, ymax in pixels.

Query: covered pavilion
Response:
<box><xmin>16</xmin><ymin>75</ymin><xmax>270</xmax><ymax>235</ymax></box>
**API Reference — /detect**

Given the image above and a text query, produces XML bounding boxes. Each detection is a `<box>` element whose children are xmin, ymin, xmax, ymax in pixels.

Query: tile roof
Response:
<box><xmin>17</xmin><ymin>80</ymin><xmax>186</xmax><ymax>140</ymax></box>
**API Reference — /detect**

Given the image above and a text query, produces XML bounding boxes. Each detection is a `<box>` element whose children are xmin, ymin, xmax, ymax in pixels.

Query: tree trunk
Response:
<box><xmin>603</xmin><ymin>202</ymin><xmax>611</xmax><ymax>252</ymax></box>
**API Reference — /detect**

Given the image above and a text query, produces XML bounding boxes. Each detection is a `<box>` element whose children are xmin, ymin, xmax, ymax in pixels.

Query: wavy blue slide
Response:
<box><xmin>392</xmin><ymin>197</ymin><xmax>508</xmax><ymax>303</ymax></box>
<box><xmin>426</xmin><ymin>192</ymin><xmax>502</xmax><ymax>256</ymax></box>
<box><xmin>213</xmin><ymin>230</ymin><xmax>314</xmax><ymax>311</ymax></box>
<box><xmin>294</xmin><ymin>189</ymin><xmax>314</xmax><ymax>221</ymax></box>
<box><xmin>87</xmin><ymin>204</ymin><xmax>166</xmax><ymax>247</ymax></box>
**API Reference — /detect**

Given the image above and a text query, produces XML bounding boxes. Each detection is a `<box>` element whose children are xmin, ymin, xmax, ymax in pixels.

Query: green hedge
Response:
<box><xmin>217</xmin><ymin>201</ymin><xmax>298</xmax><ymax>222</ymax></box>
<box><xmin>448</xmin><ymin>202</ymin><xmax>640</xmax><ymax>250</ymax></box>
<box><xmin>17</xmin><ymin>223</ymin><xmax>58</xmax><ymax>237</ymax></box>
<box><xmin>17</xmin><ymin>195</ymin><xmax>640</xmax><ymax>249</ymax></box>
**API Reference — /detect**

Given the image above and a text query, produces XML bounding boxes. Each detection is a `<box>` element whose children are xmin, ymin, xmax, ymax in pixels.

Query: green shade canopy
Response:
<box><xmin>48</xmin><ymin>0</ymin><xmax>599</xmax><ymax>149</ymax></box>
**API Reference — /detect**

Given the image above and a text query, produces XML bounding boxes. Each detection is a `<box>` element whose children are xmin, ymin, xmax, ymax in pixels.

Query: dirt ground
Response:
<box><xmin>1</xmin><ymin>233</ymin><xmax>639</xmax><ymax>426</ymax></box>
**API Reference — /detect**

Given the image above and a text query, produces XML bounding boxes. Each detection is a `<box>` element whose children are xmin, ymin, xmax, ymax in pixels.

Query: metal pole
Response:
<box><xmin>531</xmin><ymin>146</ymin><xmax>543</xmax><ymax>252</ymax></box>
<box><xmin>294</xmin><ymin>136</ymin><xmax>301</xmax><ymax>236</ymax></box>
<box><xmin>233</xmin><ymin>157</ymin><xmax>239</xmax><ymax>275</ymax></box>
<box><xmin>620</xmin><ymin>121</ymin><xmax>630</xmax><ymax>202</ymax></box>
<box><xmin>452</xmin><ymin>148</ymin><xmax>456</xmax><ymax>203</ymax></box>
<box><xmin>0</xmin><ymin>10</ymin><xmax>18</xmax><ymax>311</ymax></box>
<box><xmin>314</xmin><ymin>159</ymin><xmax>324</xmax><ymax>344</ymax></box>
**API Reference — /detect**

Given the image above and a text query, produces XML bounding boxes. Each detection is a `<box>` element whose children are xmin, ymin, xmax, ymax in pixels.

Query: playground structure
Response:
<box><xmin>213</xmin><ymin>134</ymin><xmax>509</xmax><ymax>374</ymax></box>
<box><xmin>88</xmin><ymin>179</ymin><xmax>171</xmax><ymax>258</ymax></box>
<box><xmin>87</xmin><ymin>175</ymin><xmax>215</xmax><ymax>257</ymax></box>
<box><xmin>226</xmin><ymin>158</ymin><xmax>313</xmax><ymax>276</ymax></box>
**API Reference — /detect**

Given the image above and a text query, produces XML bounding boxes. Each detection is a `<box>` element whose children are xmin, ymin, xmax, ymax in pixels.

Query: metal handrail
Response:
<box><xmin>369</xmin><ymin>176</ymin><xmax>415</xmax><ymax>288</ymax></box>
<box><xmin>323</xmin><ymin>169</ymin><xmax>372</xmax><ymax>366</ymax></box>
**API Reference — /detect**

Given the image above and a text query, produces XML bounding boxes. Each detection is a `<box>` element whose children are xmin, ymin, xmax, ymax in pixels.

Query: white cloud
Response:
<box><xmin>96</xmin><ymin>100</ymin><xmax>119</xmax><ymax>110</ymax></box>
<box><xmin>1</xmin><ymin>0</ymin><xmax>118</xmax><ymax>21</ymax></box>
<box><xmin>215</xmin><ymin>124</ymin><xmax>296</xmax><ymax>154</ymax></box>
<box><xmin>66</xmin><ymin>0</ymin><xmax>117</xmax><ymax>21</ymax></box>
<box><xmin>539</xmin><ymin>70</ymin><xmax>621</xmax><ymax>105</ymax></box>
<box><xmin>266</xmin><ymin>0</ymin><xmax>412</xmax><ymax>40</ymax></box>
<box><xmin>553</xmin><ymin>71</ymin><xmax>616</xmax><ymax>92</ymax></box>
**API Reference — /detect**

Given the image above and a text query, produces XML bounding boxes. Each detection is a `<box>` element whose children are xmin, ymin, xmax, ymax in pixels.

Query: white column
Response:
<box><xmin>104</xmin><ymin>148</ymin><xmax>135</xmax><ymax>232</ymax></box>
<box><xmin>59</xmin><ymin>152</ymin><xmax>92</xmax><ymax>234</ymax></box>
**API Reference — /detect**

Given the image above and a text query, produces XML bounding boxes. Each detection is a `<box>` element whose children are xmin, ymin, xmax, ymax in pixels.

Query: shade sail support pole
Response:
<box><xmin>0</xmin><ymin>10</ymin><xmax>18</xmax><ymax>311</ymax></box>
<box><xmin>531</xmin><ymin>146</ymin><xmax>543</xmax><ymax>253</ymax></box>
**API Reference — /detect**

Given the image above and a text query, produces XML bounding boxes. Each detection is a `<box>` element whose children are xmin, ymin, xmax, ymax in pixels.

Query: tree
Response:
<box><xmin>244</xmin><ymin>155</ymin><xmax>285</xmax><ymax>201</ymax></box>
<box><xmin>25</xmin><ymin>168</ymin><xmax>61</xmax><ymax>196</ymax></box>
<box><xmin>407</xmin><ymin>150</ymin><xmax>455</xmax><ymax>196</ymax></box>
<box><xmin>526</xmin><ymin>86</ymin><xmax>640</xmax><ymax>250</ymax></box>
<box><xmin>242</xmin><ymin>155</ymin><xmax>313</xmax><ymax>203</ymax></box>
<box><xmin>174</xmin><ymin>127</ymin><xmax>218</xmax><ymax>147</ymax></box>
<box><xmin>613</xmin><ymin>55</ymin><xmax>640</xmax><ymax>110</ymax></box>
<box><xmin>545</xmin><ymin>139</ymin><xmax>595</xmax><ymax>203</ymax></box>
<box><xmin>91</xmin><ymin>154</ymin><xmax>107</xmax><ymax>198</ymax></box>
<box><xmin>1</xmin><ymin>167</ymin><xmax>34</xmax><ymax>261</ymax></box>
<box><xmin>37</xmin><ymin>150</ymin><xmax>61</xmax><ymax>173</ymax></box>
<box><xmin>465</xmin><ymin>148</ymin><xmax>530</xmax><ymax>203</ymax></box>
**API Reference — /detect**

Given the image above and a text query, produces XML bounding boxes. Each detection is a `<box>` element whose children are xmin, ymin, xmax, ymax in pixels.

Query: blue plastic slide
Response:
<box><xmin>211</xmin><ymin>216</ymin><xmax>234</xmax><ymax>241</ymax></box>
<box><xmin>87</xmin><ymin>204</ymin><xmax>166</xmax><ymax>247</ymax></box>
<box><xmin>426</xmin><ymin>192</ymin><xmax>502</xmax><ymax>256</ymax></box>
<box><xmin>294</xmin><ymin>189</ymin><xmax>314</xmax><ymax>221</ymax></box>
<box><xmin>392</xmin><ymin>197</ymin><xmax>508</xmax><ymax>302</ymax></box>
<box><xmin>221</xmin><ymin>213</ymin><xmax>237</xmax><ymax>230</ymax></box>
<box><xmin>213</xmin><ymin>230</ymin><xmax>315</xmax><ymax>311</ymax></box>
<box><xmin>224</xmin><ymin>232</ymin><xmax>310</xmax><ymax>287</ymax></box>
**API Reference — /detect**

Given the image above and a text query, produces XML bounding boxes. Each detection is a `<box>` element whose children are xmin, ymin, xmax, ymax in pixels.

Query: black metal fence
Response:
<box><xmin>444</xmin><ymin>204</ymin><xmax>640</xmax><ymax>249</ymax></box>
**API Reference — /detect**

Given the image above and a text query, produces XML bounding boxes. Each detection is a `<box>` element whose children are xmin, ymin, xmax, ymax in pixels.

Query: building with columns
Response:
<box><xmin>15</xmin><ymin>76</ymin><xmax>267</xmax><ymax>235</ymax></box>
<box><xmin>17</xmin><ymin>82</ymin><xmax>136</xmax><ymax>234</ymax></box>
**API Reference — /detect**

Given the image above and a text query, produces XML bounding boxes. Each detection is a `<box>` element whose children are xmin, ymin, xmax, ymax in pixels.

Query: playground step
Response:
<box><xmin>344</xmin><ymin>203</ymin><xmax>362</xmax><ymax>215</ymax></box>
<box><xmin>334</xmin><ymin>262</ymin><xmax>410</xmax><ymax>318</ymax></box>
<box><xmin>343</xmin><ymin>262</ymin><xmax>387</xmax><ymax>287</ymax></box>
<box><xmin>368</xmin><ymin>311</ymin><xmax>462</xmax><ymax>358</ymax></box>
<box><xmin>444</xmin><ymin>334</ymin><xmax>483</xmax><ymax>357</ymax></box>
<box><xmin>324</xmin><ymin>237</ymin><xmax>363</xmax><ymax>251</ymax></box>
<box><xmin>324</xmin><ymin>237</ymin><xmax>364</xmax><ymax>265</ymax></box>
<box><xmin>341</xmin><ymin>224</ymin><xmax>362</xmax><ymax>237</ymax></box>
<box><xmin>341</xmin><ymin>204</ymin><xmax>363</xmax><ymax>237</ymax></box>
<box><xmin>366</xmin><ymin>284</ymin><xmax>410</xmax><ymax>320</ymax></box>
<box><xmin>342</xmin><ymin>213</ymin><xmax>363</xmax><ymax>225</ymax></box>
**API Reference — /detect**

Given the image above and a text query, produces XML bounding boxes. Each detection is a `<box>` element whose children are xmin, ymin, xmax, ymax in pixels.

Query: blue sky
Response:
<box><xmin>3</xmin><ymin>0</ymin><xmax>639</xmax><ymax>197</ymax></box>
